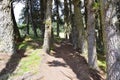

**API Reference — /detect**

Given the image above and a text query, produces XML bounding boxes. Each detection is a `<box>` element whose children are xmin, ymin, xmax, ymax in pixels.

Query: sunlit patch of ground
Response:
<box><xmin>0</xmin><ymin>37</ymin><xmax>43</xmax><ymax>80</ymax></box>
<box><xmin>9</xmin><ymin>49</ymin><xmax>41</xmax><ymax>79</ymax></box>
<box><xmin>0</xmin><ymin>36</ymin><xmax>106</xmax><ymax>80</ymax></box>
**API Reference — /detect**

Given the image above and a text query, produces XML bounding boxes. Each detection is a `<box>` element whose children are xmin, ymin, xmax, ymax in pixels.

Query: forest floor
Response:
<box><xmin>0</xmin><ymin>39</ymin><xmax>106</xmax><ymax>80</ymax></box>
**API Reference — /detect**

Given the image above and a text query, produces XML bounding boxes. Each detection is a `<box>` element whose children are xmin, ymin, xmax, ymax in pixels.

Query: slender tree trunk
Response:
<box><xmin>73</xmin><ymin>0</ymin><xmax>84</xmax><ymax>52</ymax></box>
<box><xmin>43</xmin><ymin>0</ymin><xmax>53</xmax><ymax>54</ymax></box>
<box><xmin>87</xmin><ymin>0</ymin><xmax>98</xmax><ymax>69</ymax></box>
<box><xmin>84</xmin><ymin>0</ymin><xmax>87</xmax><ymax>29</ymax></box>
<box><xmin>81</xmin><ymin>0</ymin><xmax>88</xmax><ymax>55</ymax></box>
<box><xmin>102</xmin><ymin>0</ymin><xmax>120</xmax><ymax>80</ymax></box>
<box><xmin>25</xmin><ymin>0</ymin><xmax>30</xmax><ymax>35</ymax></box>
<box><xmin>0</xmin><ymin>0</ymin><xmax>15</xmax><ymax>54</ymax></box>
<box><xmin>97</xmin><ymin>12</ymin><xmax>104</xmax><ymax>53</ymax></box>
<box><xmin>40</xmin><ymin>0</ymin><xmax>46</xmax><ymax>38</ymax></box>
<box><xmin>29</xmin><ymin>0</ymin><xmax>38</xmax><ymax>37</ymax></box>
<box><xmin>64</xmin><ymin>0</ymin><xmax>67</xmax><ymax>39</ymax></box>
<box><xmin>64</xmin><ymin>0</ymin><xmax>71</xmax><ymax>39</ymax></box>
<box><xmin>26</xmin><ymin>13</ymin><xmax>29</xmax><ymax>35</ymax></box>
<box><xmin>11</xmin><ymin>2</ymin><xmax>21</xmax><ymax>42</ymax></box>
<box><xmin>68</xmin><ymin>0</ymin><xmax>73</xmax><ymax>42</ymax></box>
<box><xmin>70</xmin><ymin>0</ymin><xmax>78</xmax><ymax>49</ymax></box>
<box><xmin>56</xmin><ymin>0</ymin><xmax>60</xmax><ymax>37</ymax></box>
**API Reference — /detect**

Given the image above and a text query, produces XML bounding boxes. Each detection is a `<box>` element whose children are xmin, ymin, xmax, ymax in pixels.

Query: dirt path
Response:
<box><xmin>0</xmin><ymin>40</ymin><xmax>105</xmax><ymax>80</ymax></box>
<box><xmin>39</xmin><ymin>41</ymin><xmax>105</xmax><ymax>80</ymax></box>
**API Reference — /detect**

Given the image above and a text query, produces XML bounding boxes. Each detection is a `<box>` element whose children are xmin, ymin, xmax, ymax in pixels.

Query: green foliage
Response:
<box><xmin>52</xmin><ymin>22</ymin><xmax>64</xmax><ymax>34</ymax></box>
<box><xmin>10</xmin><ymin>36</ymin><xmax>43</xmax><ymax>79</ymax></box>
<box><xmin>93</xmin><ymin>2</ymin><xmax>100</xmax><ymax>11</ymax></box>
<box><xmin>18</xmin><ymin>49</ymin><xmax>41</xmax><ymax>74</ymax></box>
<box><xmin>10</xmin><ymin>49</ymin><xmax>41</xmax><ymax>77</ymax></box>
<box><xmin>17</xmin><ymin>36</ymin><xmax>43</xmax><ymax>50</ymax></box>
<box><xmin>97</xmin><ymin>54</ymin><xmax>106</xmax><ymax>72</ymax></box>
<box><xmin>55</xmin><ymin>37</ymin><xmax>63</xmax><ymax>42</ymax></box>
<box><xmin>17</xmin><ymin>24</ymin><xmax>27</xmax><ymax>30</ymax></box>
<box><xmin>18</xmin><ymin>42</ymin><xmax>28</xmax><ymax>50</ymax></box>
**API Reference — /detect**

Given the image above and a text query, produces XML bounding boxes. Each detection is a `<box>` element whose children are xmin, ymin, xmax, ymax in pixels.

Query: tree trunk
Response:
<box><xmin>64</xmin><ymin>0</ymin><xmax>71</xmax><ymax>39</ymax></box>
<box><xmin>25</xmin><ymin>0</ymin><xmax>30</xmax><ymax>36</ymax></box>
<box><xmin>40</xmin><ymin>0</ymin><xmax>46</xmax><ymax>38</ymax></box>
<box><xmin>73</xmin><ymin>0</ymin><xmax>84</xmax><ymax>52</ymax></box>
<box><xmin>0</xmin><ymin>0</ymin><xmax>15</xmax><ymax>54</ymax></box>
<box><xmin>68</xmin><ymin>0</ymin><xmax>73</xmax><ymax>42</ymax></box>
<box><xmin>87</xmin><ymin>0</ymin><xmax>98</xmax><ymax>69</ymax></box>
<box><xmin>29</xmin><ymin>0</ymin><xmax>38</xmax><ymax>37</ymax></box>
<box><xmin>43</xmin><ymin>0</ymin><xmax>53</xmax><ymax>54</ymax></box>
<box><xmin>56</xmin><ymin>0</ymin><xmax>60</xmax><ymax>37</ymax></box>
<box><xmin>11</xmin><ymin>2</ymin><xmax>21</xmax><ymax>42</ymax></box>
<box><xmin>102</xmin><ymin>0</ymin><xmax>120</xmax><ymax>80</ymax></box>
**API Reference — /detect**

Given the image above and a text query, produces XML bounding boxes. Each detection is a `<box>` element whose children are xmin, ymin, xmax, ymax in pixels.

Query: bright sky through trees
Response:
<box><xmin>14</xmin><ymin>2</ymin><xmax>24</xmax><ymax>22</ymax></box>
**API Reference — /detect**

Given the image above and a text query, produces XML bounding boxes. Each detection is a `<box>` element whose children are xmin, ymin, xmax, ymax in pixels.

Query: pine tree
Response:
<box><xmin>43</xmin><ymin>0</ymin><xmax>53</xmax><ymax>54</ymax></box>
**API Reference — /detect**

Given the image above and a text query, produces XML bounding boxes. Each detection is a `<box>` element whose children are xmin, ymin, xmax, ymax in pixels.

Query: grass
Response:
<box><xmin>9</xmin><ymin>36</ymin><xmax>43</xmax><ymax>78</ymax></box>
<box><xmin>17</xmin><ymin>36</ymin><xmax>43</xmax><ymax>50</ymax></box>
<box><xmin>10</xmin><ymin>49</ymin><xmax>41</xmax><ymax>78</ymax></box>
<box><xmin>81</xmin><ymin>52</ymin><xmax>106</xmax><ymax>73</ymax></box>
<box><xmin>97</xmin><ymin>54</ymin><xmax>106</xmax><ymax>73</ymax></box>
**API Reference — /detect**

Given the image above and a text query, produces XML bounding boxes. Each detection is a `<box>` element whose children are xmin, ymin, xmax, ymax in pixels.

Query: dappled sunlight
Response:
<box><xmin>1</xmin><ymin>0</ymin><xmax>117</xmax><ymax>79</ymax></box>
<box><xmin>39</xmin><ymin>41</ymin><xmax>105</xmax><ymax>80</ymax></box>
<box><xmin>0</xmin><ymin>36</ymin><xmax>43</xmax><ymax>80</ymax></box>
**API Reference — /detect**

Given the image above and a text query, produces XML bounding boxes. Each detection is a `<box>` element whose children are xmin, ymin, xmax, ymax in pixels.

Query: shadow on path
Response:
<box><xmin>50</xmin><ymin>40</ymin><xmax>105</xmax><ymax>80</ymax></box>
<box><xmin>0</xmin><ymin>50</ymin><xmax>26</xmax><ymax>80</ymax></box>
<box><xmin>47</xmin><ymin>60</ymin><xmax>68</xmax><ymax>67</ymax></box>
<box><xmin>0</xmin><ymin>39</ymin><xmax>43</xmax><ymax>80</ymax></box>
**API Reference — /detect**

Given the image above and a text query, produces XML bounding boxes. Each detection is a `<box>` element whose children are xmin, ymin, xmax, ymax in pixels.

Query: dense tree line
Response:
<box><xmin>0</xmin><ymin>0</ymin><xmax>120</xmax><ymax>80</ymax></box>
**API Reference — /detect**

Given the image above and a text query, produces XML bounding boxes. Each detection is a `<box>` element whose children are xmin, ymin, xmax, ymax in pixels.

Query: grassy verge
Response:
<box><xmin>9</xmin><ymin>49</ymin><xmax>41</xmax><ymax>78</ymax></box>
<box><xmin>9</xmin><ymin>36</ymin><xmax>43</xmax><ymax>79</ymax></box>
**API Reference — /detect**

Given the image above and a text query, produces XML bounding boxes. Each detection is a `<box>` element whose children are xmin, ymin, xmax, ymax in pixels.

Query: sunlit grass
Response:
<box><xmin>17</xmin><ymin>36</ymin><xmax>43</xmax><ymax>50</ymax></box>
<box><xmin>98</xmin><ymin>60</ymin><xmax>106</xmax><ymax>71</ymax></box>
<box><xmin>10</xmin><ymin>49</ymin><xmax>41</xmax><ymax>77</ymax></box>
<box><xmin>97</xmin><ymin>54</ymin><xmax>106</xmax><ymax>73</ymax></box>
<box><xmin>9</xmin><ymin>36</ymin><xmax>43</xmax><ymax>79</ymax></box>
<box><xmin>81</xmin><ymin>53</ymin><xmax>106</xmax><ymax>73</ymax></box>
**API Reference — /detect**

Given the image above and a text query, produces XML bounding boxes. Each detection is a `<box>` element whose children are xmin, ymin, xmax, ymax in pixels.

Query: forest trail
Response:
<box><xmin>39</xmin><ymin>40</ymin><xmax>105</xmax><ymax>80</ymax></box>
<box><xmin>0</xmin><ymin>40</ymin><xmax>105</xmax><ymax>80</ymax></box>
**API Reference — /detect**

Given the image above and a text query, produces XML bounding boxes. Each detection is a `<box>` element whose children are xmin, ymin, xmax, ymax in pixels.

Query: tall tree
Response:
<box><xmin>68</xmin><ymin>0</ymin><xmax>73</xmax><ymax>43</ymax></box>
<box><xmin>87</xmin><ymin>0</ymin><xmax>98</xmax><ymax>69</ymax></box>
<box><xmin>73</xmin><ymin>0</ymin><xmax>84</xmax><ymax>52</ymax></box>
<box><xmin>25</xmin><ymin>0</ymin><xmax>30</xmax><ymax>35</ymax></box>
<box><xmin>40</xmin><ymin>0</ymin><xmax>46</xmax><ymax>38</ymax></box>
<box><xmin>29</xmin><ymin>0</ymin><xmax>38</xmax><ymax>37</ymax></box>
<box><xmin>64</xmin><ymin>0</ymin><xmax>71</xmax><ymax>39</ymax></box>
<box><xmin>43</xmin><ymin>0</ymin><xmax>53</xmax><ymax>54</ymax></box>
<box><xmin>55</xmin><ymin>0</ymin><xmax>60</xmax><ymax>37</ymax></box>
<box><xmin>0</xmin><ymin>0</ymin><xmax>15</xmax><ymax>54</ymax></box>
<box><xmin>11</xmin><ymin>1</ymin><xmax>22</xmax><ymax>42</ymax></box>
<box><xmin>102</xmin><ymin>0</ymin><xmax>120</xmax><ymax>80</ymax></box>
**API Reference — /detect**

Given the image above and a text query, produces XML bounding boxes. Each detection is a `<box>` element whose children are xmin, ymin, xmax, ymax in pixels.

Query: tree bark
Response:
<box><xmin>64</xmin><ymin>0</ymin><xmax>71</xmax><ymax>39</ymax></box>
<box><xmin>73</xmin><ymin>0</ymin><xmax>84</xmax><ymax>52</ymax></box>
<box><xmin>25</xmin><ymin>0</ymin><xmax>30</xmax><ymax>36</ymax></box>
<box><xmin>87</xmin><ymin>0</ymin><xmax>98</xmax><ymax>69</ymax></box>
<box><xmin>102</xmin><ymin>0</ymin><xmax>120</xmax><ymax>80</ymax></box>
<box><xmin>68</xmin><ymin>0</ymin><xmax>73</xmax><ymax>42</ymax></box>
<box><xmin>0</xmin><ymin>0</ymin><xmax>15</xmax><ymax>54</ymax></box>
<box><xmin>40</xmin><ymin>0</ymin><xmax>46</xmax><ymax>38</ymax></box>
<box><xmin>29</xmin><ymin>0</ymin><xmax>38</xmax><ymax>37</ymax></box>
<box><xmin>43</xmin><ymin>0</ymin><xmax>53</xmax><ymax>54</ymax></box>
<box><xmin>56</xmin><ymin>0</ymin><xmax>60</xmax><ymax>37</ymax></box>
<box><xmin>11</xmin><ymin>2</ymin><xmax>21</xmax><ymax>42</ymax></box>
